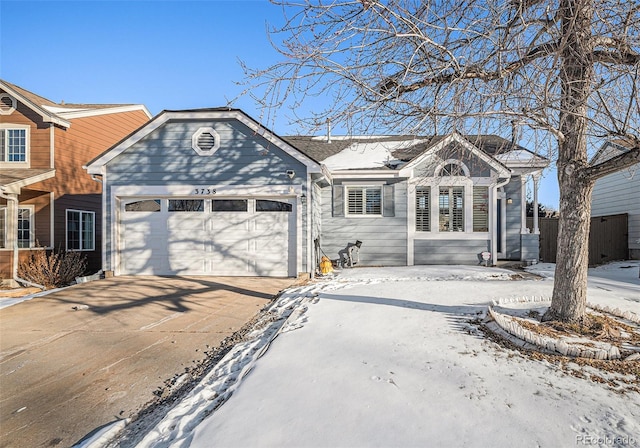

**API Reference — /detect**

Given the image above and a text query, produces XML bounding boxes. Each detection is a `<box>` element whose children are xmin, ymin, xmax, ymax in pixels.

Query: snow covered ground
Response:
<box><xmin>107</xmin><ymin>262</ymin><xmax>639</xmax><ymax>447</ymax></box>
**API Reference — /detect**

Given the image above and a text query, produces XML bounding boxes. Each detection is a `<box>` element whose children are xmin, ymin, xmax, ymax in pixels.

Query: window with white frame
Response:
<box><xmin>0</xmin><ymin>127</ymin><xmax>28</xmax><ymax>163</ymax></box>
<box><xmin>17</xmin><ymin>207</ymin><xmax>33</xmax><ymax>248</ymax></box>
<box><xmin>441</xmin><ymin>162</ymin><xmax>466</xmax><ymax>176</ymax></box>
<box><xmin>67</xmin><ymin>210</ymin><xmax>95</xmax><ymax>251</ymax></box>
<box><xmin>347</xmin><ymin>186</ymin><xmax>382</xmax><ymax>216</ymax></box>
<box><xmin>439</xmin><ymin>187</ymin><xmax>464</xmax><ymax>231</ymax></box>
<box><xmin>0</xmin><ymin>208</ymin><xmax>5</xmax><ymax>249</ymax></box>
<box><xmin>415</xmin><ymin>187</ymin><xmax>431</xmax><ymax>231</ymax></box>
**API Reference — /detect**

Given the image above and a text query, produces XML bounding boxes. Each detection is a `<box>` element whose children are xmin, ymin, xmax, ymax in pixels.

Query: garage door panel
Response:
<box><xmin>254</xmin><ymin>215</ymin><xmax>288</xmax><ymax>231</ymax></box>
<box><xmin>210</xmin><ymin>239</ymin><xmax>250</xmax><ymax>254</ymax></box>
<box><xmin>122</xmin><ymin>251</ymin><xmax>168</xmax><ymax>274</ymax></box>
<box><xmin>167</xmin><ymin>216</ymin><xmax>206</xmax><ymax>231</ymax></box>
<box><xmin>208</xmin><ymin>258</ymin><xmax>254</xmax><ymax>275</ymax></box>
<box><xmin>123</xmin><ymin>237</ymin><xmax>169</xmax><ymax>252</ymax></box>
<box><xmin>168</xmin><ymin>257</ymin><xmax>207</xmax><ymax>274</ymax></box>
<box><xmin>167</xmin><ymin>241</ymin><xmax>208</xmax><ymax>254</ymax></box>
<box><xmin>120</xmin><ymin>198</ymin><xmax>294</xmax><ymax>276</ymax></box>
<box><xmin>210</xmin><ymin>215</ymin><xmax>251</xmax><ymax>229</ymax></box>
<box><xmin>211</xmin><ymin>229</ymin><xmax>252</xmax><ymax>239</ymax></box>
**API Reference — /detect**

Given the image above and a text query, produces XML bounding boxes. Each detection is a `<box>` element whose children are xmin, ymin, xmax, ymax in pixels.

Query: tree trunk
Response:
<box><xmin>544</xmin><ymin>169</ymin><xmax>594</xmax><ymax>323</ymax></box>
<box><xmin>543</xmin><ymin>0</ymin><xmax>595</xmax><ymax>323</ymax></box>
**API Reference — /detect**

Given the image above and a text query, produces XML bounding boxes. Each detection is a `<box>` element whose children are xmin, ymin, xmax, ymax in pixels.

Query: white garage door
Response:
<box><xmin>119</xmin><ymin>198</ymin><xmax>294</xmax><ymax>276</ymax></box>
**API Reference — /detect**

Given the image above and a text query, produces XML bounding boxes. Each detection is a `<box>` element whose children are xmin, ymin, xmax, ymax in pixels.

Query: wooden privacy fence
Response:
<box><xmin>527</xmin><ymin>213</ymin><xmax>628</xmax><ymax>265</ymax></box>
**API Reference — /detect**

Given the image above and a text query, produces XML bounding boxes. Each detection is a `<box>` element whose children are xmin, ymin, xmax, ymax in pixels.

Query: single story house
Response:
<box><xmin>85</xmin><ymin>108</ymin><xmax>549</xmax><ymax>277</ymax></box>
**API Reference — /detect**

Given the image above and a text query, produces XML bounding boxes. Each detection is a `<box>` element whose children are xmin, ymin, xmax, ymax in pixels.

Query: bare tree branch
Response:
<box><xmin>583</xmin><ymin>137</ymin><xmax>640</xmax><ymax>180</ymax></box>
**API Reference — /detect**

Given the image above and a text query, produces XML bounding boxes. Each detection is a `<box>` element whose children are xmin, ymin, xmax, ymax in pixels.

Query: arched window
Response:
<box><xmin>440</xmin><ymin>161</ymin><xmax>468</xmax><ymax>177</ymax></box>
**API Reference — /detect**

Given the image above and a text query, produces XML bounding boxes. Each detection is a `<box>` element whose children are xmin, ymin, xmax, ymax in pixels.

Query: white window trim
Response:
<box><xmin>411</xmin><ymin>177</ymin><xmax>490</xmax><ymax>236</ymax></box>
<box><xmin>66</xmin><ymin>209</ymin><xmax>96</xmax><ymax>251</ymax></box>
<box><xmin>0</xmin><ymin>124</ymin><xmax>30</xmax><ymax>168</ymax></box>
<box><xmin>17</xmin><ymin>205</ymin><xmax>34</xmax><ymax>249</ymax></box>
<box><xmin>0</xmin><ymin>93</ymin><xmax>17</xmax><ymax>115</ymax></box>
<box><xmin>438</xmin><ymin>185</ymin><xmax>466</xmax><ymax>232</ymax></box>
<box><xmin>345</xmin><ymin>185</ymin><xmax>383</xmax><ymax>217</ymax></box>
<box><xmin>0</xmin><ymin>207</ymin><xmax>6</xmax><ymax>249</ymax></box>
<box><xmin>435</xmin><ymin>159</ymin><xmax>471</xmax><ymax>177</ymax></box>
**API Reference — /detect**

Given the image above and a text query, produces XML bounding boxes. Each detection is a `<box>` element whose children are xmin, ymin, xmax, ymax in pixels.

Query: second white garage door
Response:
<box><xmin>119</xmin><ymin>198</ymin><xmax>295</xmax><ymax>276</ymax></box>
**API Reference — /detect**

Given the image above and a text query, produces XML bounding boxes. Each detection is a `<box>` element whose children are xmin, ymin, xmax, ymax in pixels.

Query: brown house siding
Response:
<box><xmin>1</xmin><ymin>92</ymin><xmax>149</xmax><ymax>281</ymax></box>
<box><xmin>54</xmin><ymin>194</ymin><xmax>102</xmax><ymax>272</ymax></box>
<box><xmin>1</xmin><ymin>98</ymin><xmax>54</xmax><ymax>169</ymax></box>
<box><xmin>34</xmin><ymin>109</ymin><xmax>150</xmax><ymax>196</ymax></box>
<box><xmin>19</xmin><ymin>191</ymin><xmax>52</xmax><ymax>247</ymax></box>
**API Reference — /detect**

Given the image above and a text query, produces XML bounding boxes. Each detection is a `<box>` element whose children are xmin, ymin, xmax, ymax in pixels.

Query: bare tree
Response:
<box><xmin>241</xmin><ymin>0</ymin><xmax>640</xmax><ymax>323</ymax></box>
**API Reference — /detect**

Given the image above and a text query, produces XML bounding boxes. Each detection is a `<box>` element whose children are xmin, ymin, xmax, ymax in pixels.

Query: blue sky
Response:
<box><xmin>0</xmin><ymin>0</ymin><xmax>560</xmax><ymax>207</ymax></box>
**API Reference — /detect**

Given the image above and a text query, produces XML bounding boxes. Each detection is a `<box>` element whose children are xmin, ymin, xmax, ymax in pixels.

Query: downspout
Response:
<box><xmin>0</xmin><ymin>188</ymin><xmax>45</xmax><ymax>289</ymax></box>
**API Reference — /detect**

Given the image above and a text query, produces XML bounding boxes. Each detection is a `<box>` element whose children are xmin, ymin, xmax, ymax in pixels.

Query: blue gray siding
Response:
<box><xmin>318</xmin><ymin>182</ymin><xmax>408</xmax><ymax>266</ymax></box>
<box><xmin>104</xmin><ymin>118</ymin><xmax>310</xmax><ymax>273</ymax></box>
<box><xmin>414</xmin><ymin>145</ymin><xmax>493</xmax><ymax>178</ymax></box>
<box><xmin>503</xmin><ymin>178</ymin><xmax>523</xmax><ymax>260</ymax></box>
<box><xmin>107</xmin><ymin>120</ymin><xmax>307</xmax><ymax>185</ymax></box>
<box><xmin>414</xmin><ymin>239</ymin><xmax>490</xmax><ymax>264</ymax></box>
<box><xmin>520</xmin><ymin>234</ymin><xmax>540</xmax><ymax>262</ymax></box>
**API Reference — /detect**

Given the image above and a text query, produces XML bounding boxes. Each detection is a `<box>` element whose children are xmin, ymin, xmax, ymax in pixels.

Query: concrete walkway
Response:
<box><xmin>0</xmin><ymin>276</ymin><xmax>294</xmax><ymax>448</ymax></box>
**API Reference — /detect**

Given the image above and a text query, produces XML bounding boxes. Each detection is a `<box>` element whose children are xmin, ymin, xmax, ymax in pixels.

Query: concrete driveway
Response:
<box><xmin>0</xmin><ymin>276</ymin><xmax>295</xmax><ymax>448</ymax></box>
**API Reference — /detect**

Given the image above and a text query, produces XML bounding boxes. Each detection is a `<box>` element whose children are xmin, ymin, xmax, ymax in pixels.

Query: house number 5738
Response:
<box><xmin>193</xmin><ymin>188</ymin><xmax>216</xmax><ymax>195</ymax></box>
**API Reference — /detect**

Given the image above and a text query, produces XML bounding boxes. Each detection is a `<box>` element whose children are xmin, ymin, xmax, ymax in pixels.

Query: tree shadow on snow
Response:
<box><xmin>319</xmin><ymin>293</ymin><xmax>487</xmax><ymax>339</ymax></box>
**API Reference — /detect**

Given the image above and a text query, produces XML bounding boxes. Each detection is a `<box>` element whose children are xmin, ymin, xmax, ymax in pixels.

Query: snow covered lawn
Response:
<box><xmin>133</xmin><ymin>263</ymin><xmax>640</xmax><ymax>448</ymax></box>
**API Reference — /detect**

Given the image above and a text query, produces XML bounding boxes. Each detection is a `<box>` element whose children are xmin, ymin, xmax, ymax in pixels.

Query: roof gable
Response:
<box><xmin>0</xmin><ymin>80</ymin><xmax>152</xmax><ymax>127</ymax></box>
<box><xmin>85</xmin><ymin>108</ymin><xmax>323</xmax><ymax>174</ymax></box>
<box><xmin>1</xmin><ymin>80</ymin><xmax>71</xmax><ymax>128</ymax></box>
<box><xmin>400</xmin><ymin>132</ymin><xmax>511</xmax><ymax>178</ymax></box>
<box><xmin>590</xmin><ymin>140</ymin><xmax>634</xmax><ymax>166</ymax></box>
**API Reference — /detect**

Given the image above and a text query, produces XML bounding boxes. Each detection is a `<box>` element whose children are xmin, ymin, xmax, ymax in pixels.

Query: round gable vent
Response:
<box><xmin>192</xmin><ymin>127</ymin><xmax>221</xmax><ymax>156</ymax></box>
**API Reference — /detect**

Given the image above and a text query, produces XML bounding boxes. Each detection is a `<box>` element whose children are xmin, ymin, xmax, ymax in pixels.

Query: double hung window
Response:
<box><xmin>0</xmin><ymin>128</ymin><xmax>27</xmax><ymax>162</ymax></box>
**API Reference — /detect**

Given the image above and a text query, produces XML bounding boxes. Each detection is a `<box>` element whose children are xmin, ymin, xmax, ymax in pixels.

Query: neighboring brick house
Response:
<box><xmin>0</xmin><ymin>80</ymin><xmax>151</xmax><ymax>285</ymax></box>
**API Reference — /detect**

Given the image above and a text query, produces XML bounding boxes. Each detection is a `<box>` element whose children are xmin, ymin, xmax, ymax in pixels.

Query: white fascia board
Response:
<box><xmin>55</xmin><ymin>104</ymin><xmax>153</xmax><ymax>120</ymax></box>
<box><xmin>330</xmin><ymin>170</ymin><xmax>405</xmax><ymax>179</ymax></box>
<box><xmin>399</xmin><ymin>132</ymin><xmax>511</xmax><ymax>178</ymax></box>
<box><xmin>1</xmin><ymin>169</ymin><xmax>56</xmax><ymax>194</ymax></box>
<box><xmin>501</xmin><ymin>160</ymin><xmax>549</xmax><ymax>171</ymax></box>
<box><xmin>0</xmin><ymin>82</ymin><xmax>71</xmax><ymax>128</ymax></box>
<box><xmin>85</xmin><ymin>110</ymin><xmax>322</xmax><ymax>174</ymax></box>
<box><xmin>111</xmin><ymin>184</ymin><xmax>303</xmax><ymax>197</ymax></box>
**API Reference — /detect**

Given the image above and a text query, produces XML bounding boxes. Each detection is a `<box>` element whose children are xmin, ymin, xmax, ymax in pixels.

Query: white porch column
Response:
<box><xmin>532</xmin><ymin>172</ymin><xmax>541</xmax><ymax>234</ymax></box>
<box><xmin>3</xmin><ymin>193</ymin><xmax>19</xmax><ymax>278</ymax></box>
<box><xmin>520</xmin><ymin>175</ymin><xmax>529</xmax><ymax>234</ymax></box>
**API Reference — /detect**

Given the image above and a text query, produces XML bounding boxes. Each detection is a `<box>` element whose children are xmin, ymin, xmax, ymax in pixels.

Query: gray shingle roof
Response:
<box><xmin>283</xmin><ymin>134</ymin><xmax>533</xmax><ymax>164</ymax></box>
